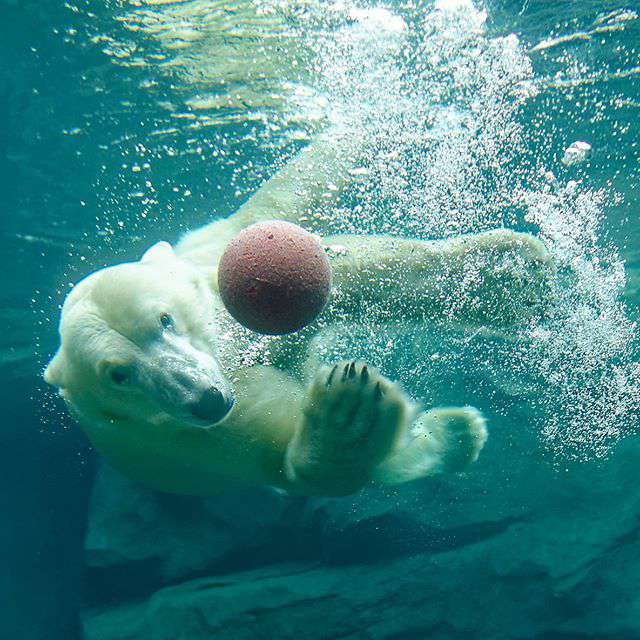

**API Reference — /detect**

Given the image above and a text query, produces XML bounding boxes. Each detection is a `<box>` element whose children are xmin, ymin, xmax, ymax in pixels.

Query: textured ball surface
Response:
<box><xmin>217</xmin><ymin>221</ymin><xmax>332</xmax><ymax>335</ymax></box>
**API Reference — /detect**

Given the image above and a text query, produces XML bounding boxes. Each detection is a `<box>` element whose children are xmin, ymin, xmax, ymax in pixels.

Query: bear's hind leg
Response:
<box><xmin>372</xmin><ymin>407</ymin><xmax>488</xmax><ymax>485</ymax></box>
<box><xmin>285</xmin><ymin>361</ymin><xmax>413</xmax><ymax>496</ymax></box>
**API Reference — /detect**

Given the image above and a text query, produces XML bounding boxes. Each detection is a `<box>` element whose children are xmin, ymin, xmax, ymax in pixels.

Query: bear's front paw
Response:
<box><xmin>286</xmin><ymin>361</ymin><xmax>412</xmax><ymax>494</ymax></box>
<box><xmin>307</xmin><ymin>361</ymin><xmax>410</xmax><ymax>459</ymax></box>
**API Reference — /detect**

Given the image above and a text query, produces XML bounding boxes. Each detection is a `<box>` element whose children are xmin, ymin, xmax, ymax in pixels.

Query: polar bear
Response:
<box><xmin>44</xmin><ymin>130</ymin><xmax>553</xmax><ymax>497</ymax></box>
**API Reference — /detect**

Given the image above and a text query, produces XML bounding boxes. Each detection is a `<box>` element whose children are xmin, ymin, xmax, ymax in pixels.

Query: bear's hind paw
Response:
<box><xmin>415</xmin><ymin>406</ymin><xmax>488</xmax><ymax>473</ymax></box>
<box><xmin>372</xmin><ymin>406</ymin><xmax>488</xmax><ymax>485</ymax></box>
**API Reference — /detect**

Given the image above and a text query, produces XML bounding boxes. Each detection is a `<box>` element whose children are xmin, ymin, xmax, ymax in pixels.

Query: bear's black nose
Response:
<box><xmin>188</xmin><ymin>387</ymin><xmax>234</xmax><ymax>424</ymax></box>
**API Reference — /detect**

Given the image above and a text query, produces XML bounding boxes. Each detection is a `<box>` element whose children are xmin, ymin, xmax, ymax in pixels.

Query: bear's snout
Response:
<box><xmin>187</xmin><ymin>386</ymin><xmax>234</xmax><ymax>425</ymax></box>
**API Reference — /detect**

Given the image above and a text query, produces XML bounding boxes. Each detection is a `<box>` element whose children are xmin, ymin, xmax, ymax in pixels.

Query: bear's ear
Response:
<box><xmin>44</xmin><ymin>351</ymin><xmax>67</xmax><ymax>389</ymax></box>
<box><xmin>141</xmin><ymin>241</ymin><xmax>175</xmax><ymax>264</ymax></box>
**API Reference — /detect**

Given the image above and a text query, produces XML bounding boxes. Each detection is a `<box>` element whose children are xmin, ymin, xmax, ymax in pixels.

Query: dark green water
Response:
<box><xmin>1</xmin><ymin>1</ymin><xmax>639</xmax><ymax>638</ymax></box>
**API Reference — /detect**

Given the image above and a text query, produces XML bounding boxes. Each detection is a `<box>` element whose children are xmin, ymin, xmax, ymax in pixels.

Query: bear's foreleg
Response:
<box><xmin>323</xmin><ymin>229</ymin><xmax>554</xmax><ymax>328</ymax></box>
<box><xmin>176</xmin><ymin>127</ymin><xmax>364</xmax><ymax>267</ymax></box>
<box><xmin>284</xmin><ymin>360</ymin><xmax>414</xmax><ymax>496</ymax></box>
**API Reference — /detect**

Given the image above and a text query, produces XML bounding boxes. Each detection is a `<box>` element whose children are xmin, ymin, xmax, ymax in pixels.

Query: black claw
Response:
<box><xmin>326</xmin><ymin>365</ymin><xmax>338</xmax><ymax>387</ymax></box>
<box><xmin>341</xmin><ymin>364</ymin><xmax>349</xmax><ymax>382</ymax></box>
<box><xmin>360</xmin><ymin>365</ymin><xmax>369</xmax><ymax>384</ymax></box>
<box><xmin>374</xmin><ymin>382</ymin><xmax>384</xmax><ymax>401</ymax></box>
<box><xmin>348</xmin><ymin>362</ymin><xmax>357</xmax><ymax>379</ymax></box>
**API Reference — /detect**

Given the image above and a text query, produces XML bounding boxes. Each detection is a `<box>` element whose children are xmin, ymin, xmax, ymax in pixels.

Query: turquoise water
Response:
<box><xmin>2</xmin><ymin>1</ymin><xmax>639</xmax><ymax>638</ymax></box>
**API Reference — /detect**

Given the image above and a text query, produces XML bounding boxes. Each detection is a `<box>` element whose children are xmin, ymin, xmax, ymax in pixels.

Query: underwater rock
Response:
<box><xmin>83</xmin><ymin>429</ymin><xmax>640</xmax><ymax>639</ymax></box>
<box><xmin>84</xmin><ymin>464</ymin><xmax>295</xmax><ymax>596</ymax></box>
<box><xmin>83</xmin><ymin>433</ymin><xmax>640</xmax><ymax>640</ymax></box>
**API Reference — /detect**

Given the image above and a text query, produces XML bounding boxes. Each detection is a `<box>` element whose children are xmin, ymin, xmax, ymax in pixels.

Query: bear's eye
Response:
<box><xmin>109</xmin><ymin>365</ymin><xmax>131</xmax><ymax>386</ymax></box>
<box><xmin>160</xmin><ymin>313</ymin><xmax>175</xmax><ymax>331</ymax></box>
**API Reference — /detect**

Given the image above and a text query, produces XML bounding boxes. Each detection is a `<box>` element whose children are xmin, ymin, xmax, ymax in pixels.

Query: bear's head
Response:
<box><xmin>44</xmin><ymin>242</ymin><xmax>236</xmax><ymax>430</ymax></box>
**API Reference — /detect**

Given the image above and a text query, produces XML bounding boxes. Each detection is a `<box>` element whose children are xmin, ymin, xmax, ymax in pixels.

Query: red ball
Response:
<box><xmin>217</xmin><ymin>221</ymin><xmax>332</xmax><ymax>335</ymax></box>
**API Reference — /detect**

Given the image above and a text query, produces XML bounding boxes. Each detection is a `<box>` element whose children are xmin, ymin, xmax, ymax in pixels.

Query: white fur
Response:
<box><xmin>44</xmin><ymin>131</ymin><xmax>553</xmax><ymax>496</ymax></box>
